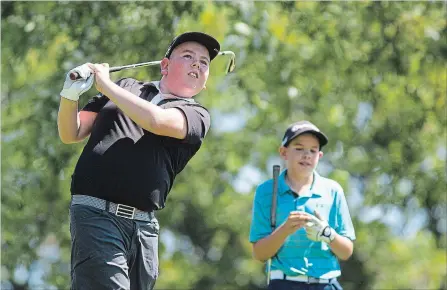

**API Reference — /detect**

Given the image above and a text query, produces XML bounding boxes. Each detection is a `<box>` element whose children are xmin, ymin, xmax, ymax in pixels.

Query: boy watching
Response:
<box><xmin>249</xmin><ymin>120</ymin><xmax>356</xmax><ymax>290</ymax></box>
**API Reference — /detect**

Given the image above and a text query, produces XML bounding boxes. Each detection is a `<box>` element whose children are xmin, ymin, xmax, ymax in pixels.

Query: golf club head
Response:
<box><xmin>226</xmin><ymin>56</ymin><xmax>236</xmax><ymax>74</ymax></box>
<box><xmin>218</xmin><ymin>51</ymin><xmax>236</xmax><ymax>74</ymax></box>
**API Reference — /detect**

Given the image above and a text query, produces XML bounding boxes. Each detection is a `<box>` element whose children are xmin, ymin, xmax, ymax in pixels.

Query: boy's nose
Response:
<box><xmin>303</xmin><ymin>150</ymin><xmax>312</xmax><ymax>157</ymax></box>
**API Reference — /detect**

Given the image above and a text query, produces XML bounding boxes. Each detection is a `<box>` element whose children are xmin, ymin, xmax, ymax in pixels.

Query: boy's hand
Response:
<box><xmin>60</xmin><ymin>64</ymin><xmax>94</xmax><ymax>101</ymax></box>
<box><xmin>88</xmin><ymin>63</ymin><xmax>111</xmax><ymax>95</ymax></box>
<box><xmin>280</xmin><ymin>211</ymin><xmax>313</xmax><ymax>236</ymax></box>
<box><xmin>305</xmin><ymin>210</ymin><xmax>335</xmax><ymax>244</ymax></box>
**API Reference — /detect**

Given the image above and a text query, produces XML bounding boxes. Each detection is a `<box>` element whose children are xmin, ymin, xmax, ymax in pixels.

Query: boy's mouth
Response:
<box><xmin>188</xmin><ymin>72</ymin><xmax>198</xmax><ymax>79</ymax></box>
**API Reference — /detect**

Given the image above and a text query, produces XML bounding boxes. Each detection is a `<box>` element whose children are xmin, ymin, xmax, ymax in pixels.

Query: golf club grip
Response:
<box><xmin>69</xmin><ymin>66</ymin><xmax>122</xmax><ymax>81</ymax></box>
<box><xmin>69</xmin><ymin>72</ymin><xmax>82</xmax><ymax>80</ymax></box>
<box><xmin>271</xmin><ymin>165</ymin><xmax>280</xmax><ymax>228</ymax></box>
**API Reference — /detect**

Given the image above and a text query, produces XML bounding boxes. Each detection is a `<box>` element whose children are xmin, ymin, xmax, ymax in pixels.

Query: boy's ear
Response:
<box><xmin>160</xmin><ymin>58</ymin><xmax>169</xmax><ymax>75</ymax></box>
<box><xmin>279</xmin><ymin>146</ymin><xmax>287</xmax><ymax>160</ymax></box>
<box><xmin>319</xmin><ymin>151</ymin><xmax>324</xmax><ymax>158</ymax></box>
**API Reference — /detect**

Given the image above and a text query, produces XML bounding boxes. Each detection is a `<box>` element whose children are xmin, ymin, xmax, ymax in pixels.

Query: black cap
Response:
<box><xmin>165</xmin><ymin>32</ymin><xmax>220</xmax><ymax>61</ymax></box>
<box><xmin>281</xmin><ymin>120</ymin><xmax>329</xmax><ymax>148</ymax></box>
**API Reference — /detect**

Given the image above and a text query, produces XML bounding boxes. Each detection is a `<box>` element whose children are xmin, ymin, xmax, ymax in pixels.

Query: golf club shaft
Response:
<box><xmin>69</xmin><ymin>60</ymin><xmax>161</xmax><ymax>80</ymax></box>
<box><xmin>69</xmin><ymin>51</ymin><xmax>235</xmax><ymax>80</ymax></box>
<box><xmin>267</xmin><ymin>165</ymin><xmax>280</xmax><ymax>285</ymax></box>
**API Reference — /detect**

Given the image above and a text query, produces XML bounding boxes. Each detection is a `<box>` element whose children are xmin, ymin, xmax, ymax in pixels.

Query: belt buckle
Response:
<box><xmin>308</xmin><ymin>277</ymin><xmax>319</xmax><ymax>284</ymax></box>
<box><xmin>115</xmin><ymin>204</ymin><xmax>136</xmax><ymax>219</ymax></box>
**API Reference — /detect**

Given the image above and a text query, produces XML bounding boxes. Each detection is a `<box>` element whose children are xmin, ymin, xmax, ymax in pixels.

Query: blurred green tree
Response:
<box><xmin>2</xmin><ymin>1</ymin><xmax>446</xmax><ymax>289</ymax></box>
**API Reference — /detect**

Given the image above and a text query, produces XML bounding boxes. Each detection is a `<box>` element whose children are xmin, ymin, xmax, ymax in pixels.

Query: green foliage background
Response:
<box><xmin>1</xmin><ymin>1</ymin><xmax>446</xmax><ymax>289</ymax></box>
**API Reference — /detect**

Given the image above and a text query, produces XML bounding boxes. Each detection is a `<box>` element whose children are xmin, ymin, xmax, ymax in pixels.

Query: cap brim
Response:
<box><xmin>284</xmin><ymin>130</ymin><xmax>329</xmax><ymax>148</ymax></box>
<box><xmin>165</xmin><ymin>32</ymin><xmax>220</xmax><ymax>61</ymax></box>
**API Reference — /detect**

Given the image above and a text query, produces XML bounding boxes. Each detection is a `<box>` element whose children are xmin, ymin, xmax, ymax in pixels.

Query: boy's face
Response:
<box><xmin>279</xmin><ymin>133</ymin><xmax>323</xmax><ymax>175</ymax></box>
<box><xmin>160</xmin><ymin>41</ymin><xmax>210</xmax><ymax>98</ymax></box>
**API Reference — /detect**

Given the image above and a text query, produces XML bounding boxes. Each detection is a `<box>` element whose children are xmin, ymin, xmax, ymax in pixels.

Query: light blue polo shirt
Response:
<box><xmin>249</xmin><ymin>170</ymin><xmax>356</xmax><ymax>279</ymax></box>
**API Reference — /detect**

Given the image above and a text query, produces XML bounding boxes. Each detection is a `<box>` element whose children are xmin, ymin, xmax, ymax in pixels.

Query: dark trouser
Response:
<box><xmin>268</xmin><ymin>279</ymin><xmax>343</xmax><ymax>290</ymax></box>
<box><xmin>70</xmin><ymin>204</ymin><xmax>159</xmax><ymax>290</ymax></box>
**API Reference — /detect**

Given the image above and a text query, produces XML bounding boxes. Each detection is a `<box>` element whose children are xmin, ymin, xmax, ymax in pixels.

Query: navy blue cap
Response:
<box><xmin>281</xmin><ymin>120</ymin><xmax>329</xmax><ymax>148</ymax></box>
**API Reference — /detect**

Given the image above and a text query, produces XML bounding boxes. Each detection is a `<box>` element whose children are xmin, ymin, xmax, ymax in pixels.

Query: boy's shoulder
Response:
<box><xmin>254</xmin><ymin>178</ymin><xmax>275</xmax><ymax>199</ymax></box>
<box><xmin>315</xmin><ymin>173</ymin><xmax>345</xmax><ymax>196</ymax></box>
<box><xmin>115</xmin><ymin>77</ymin><xmax>142</xmax><ymax>86</ymax></box>
<box><xmin>317</xmin><ymin>174</ymin><xmax>342</xmax><ymax>188</ymax></box>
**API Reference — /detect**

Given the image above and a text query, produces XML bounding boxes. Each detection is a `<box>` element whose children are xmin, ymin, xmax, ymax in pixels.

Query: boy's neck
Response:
<box><xmin>158</xmin><ymin>78</ymin><xmax>172</xmax><ymax>95</ymax></box>
<box><xmin>286</xmin><ymin>170</ymin><xmax>314</xmax><ymax>195</ymax></box>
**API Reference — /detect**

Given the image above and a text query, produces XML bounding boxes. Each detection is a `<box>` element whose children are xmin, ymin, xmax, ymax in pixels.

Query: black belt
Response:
<box><xmin>71</xmin><ymin>195</ymin><xmax>155</xmax><ymax>222</ymax></box>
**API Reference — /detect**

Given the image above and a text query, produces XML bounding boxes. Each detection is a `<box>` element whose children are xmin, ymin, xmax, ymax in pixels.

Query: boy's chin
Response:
<box><xmin>183</xmin><ymin>86</ymin><xmax>205</xmax><ymax>97</ymax></box>
<box><xmin>292</xmin><ymin>164</ymin><xmax>314</xmax><ymax>173</ymax></box>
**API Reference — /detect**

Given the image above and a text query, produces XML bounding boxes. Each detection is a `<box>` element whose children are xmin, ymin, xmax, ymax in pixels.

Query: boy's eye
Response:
<box><xmin>183</xmin><ymin>54</ymin><xmax>192</xmax><ymax>59</ymax></box>
<box><xmin>200</xmin><ymin>60</ymin><xmax>209</xmax><ymax>66</ymax></box>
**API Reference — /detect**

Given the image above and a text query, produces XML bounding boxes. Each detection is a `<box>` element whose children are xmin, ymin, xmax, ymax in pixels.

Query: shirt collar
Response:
<box><xmin>278</xmin><ymin>169</ymin><xmax>322</xmax><ymax>197</ymax></box>
<box><xmin>145</xmin><ymin>81</ymin><xmax>195</xmax><ymax>104</ymax></box>
<box><xmin>149</xmin><ymin>81</ymin><xmax>161</xmax><ymax>91</ymax></box>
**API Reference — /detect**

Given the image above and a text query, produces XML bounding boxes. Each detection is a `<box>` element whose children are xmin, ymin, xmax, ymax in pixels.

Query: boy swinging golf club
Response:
<box><xmin>58</xmin><ymin>32</ymin><xmax>229</xmax><ymax>289</ymax></box>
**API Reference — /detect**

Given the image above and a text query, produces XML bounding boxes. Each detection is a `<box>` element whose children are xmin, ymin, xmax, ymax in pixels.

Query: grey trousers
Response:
<box><xmin>70</xmin><ymin>204</ymin><xmax>159</xmax><ymax>290</ymax></box>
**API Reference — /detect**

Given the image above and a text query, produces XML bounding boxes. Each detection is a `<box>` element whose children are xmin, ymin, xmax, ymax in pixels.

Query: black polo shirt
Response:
<box><xmin>70</xmin><ymin>78</ymin><xmax>211</xmax><ymax>211</ymax></box>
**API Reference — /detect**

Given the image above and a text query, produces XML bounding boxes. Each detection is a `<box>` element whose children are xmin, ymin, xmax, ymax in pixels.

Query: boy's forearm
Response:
<box><xmin>253</xmin><ymin>226</ymin><xmax>290</xmax><ymax>261</ymax></box>
<box><xmin>329</xmin><ymin>234</ymin><xmax>354</xmax><ymax>261</ymax></box>
<box><xmin>58</xmin><ymin>97</ymin><xmax>80</xmax><ymax>143</ymax></box>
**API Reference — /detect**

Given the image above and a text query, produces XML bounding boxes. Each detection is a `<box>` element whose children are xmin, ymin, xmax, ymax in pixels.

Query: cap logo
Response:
<box><xmin>291</xmin><ymin>124</ymin><xmax>319</xmax><ymax>132</ymax></box>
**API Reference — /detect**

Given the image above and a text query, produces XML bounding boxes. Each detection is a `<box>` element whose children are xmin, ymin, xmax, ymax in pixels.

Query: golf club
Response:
<box><xmin>69</xmin><ymin>50</ymin><xmax>236</xmax><ymax>80</ymax></box>
<box><xmin>266</xmin><ymin>165</ymin><xmax>280</xmax><ymax>285</ymax></box>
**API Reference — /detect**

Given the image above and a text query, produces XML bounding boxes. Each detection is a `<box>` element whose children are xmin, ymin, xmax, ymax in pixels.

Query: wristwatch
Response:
<box><xmin>322</xmin><ymin>226</ymin><xmax>335</xmax><ymax>242</ymax></box>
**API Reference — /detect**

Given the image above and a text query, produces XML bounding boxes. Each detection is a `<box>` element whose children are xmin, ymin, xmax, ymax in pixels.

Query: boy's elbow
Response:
<box><xmin>58</xmin><ymin>125</ymin><xmax>83</xmax><ymax>144</ymax></box>
<box><xmin>251</xmin><ymin>244</ymin><xmax>260</xmax><ymax>261</ymax></box>
<box><xmin>252</xmin><ymin>251</ymin><xmax>264</xmax><ymax>262</ymax></box>
<box><xmin>252</xmin><ymin>245</ymin><xmax>268</xmax><ymax>262</ymax></box>
<box><xmin>59</xmin><ymin>133</ymin><xmax>78</xmax><ymax>144</ymax></box>
<box><xmin>338</xmin><ymin>246</ymin><xmax>354</xmax><ymax>261</ymax></box>
<box><xmin>338</xmin><ymin>252</ymin><xmax>352</xmax><ymax>261</ymax></box>
<box><xmin>60</xmin><ymin>139</ymin><xmax>75</xmax><ymax>144</ymax></box>
<box><xmin>59</xmin><ymin>135</ymin><xmax>71</xmax><ymax>144</ymax></box>
<box><xmin>59</xmin><ymin>133</ymin><xmax>73</xmax><ymax>144</ymax></box>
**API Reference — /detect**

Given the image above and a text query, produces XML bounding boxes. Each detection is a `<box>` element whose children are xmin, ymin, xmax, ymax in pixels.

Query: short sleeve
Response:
<box><xmin>81</xmin><ymin>78</ymin><xmax>133</xmax><ymax>113</ymax></box>
<box><xmin>81</xmin><ymin>93</ymin><xmax>109</xmax><ymax>113</ymax></box>
<box><xmin>174</xmin><ymin>105</ymin><xmax>210</xmax><ymax>144</ymax></box>
<box><xmin>249</xmin><ymin>185</ymin><xmax>273</xmax><ymax>243</ymax></box>
<box><xmin>334</xmin><ymin>187</ymin><xmax>356</xmax><ymax>241</ymax></box>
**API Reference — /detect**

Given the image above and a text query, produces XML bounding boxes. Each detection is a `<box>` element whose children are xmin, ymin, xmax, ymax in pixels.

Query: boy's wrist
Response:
<box><xmin>320</xmin><ymin>226</ymin><xmax>336</xmax><ymax>244</ymax></box>
<box><xmin>276</xmin><ymin>224</ymin><xmax>293</xmax><ymax>239</ymax></box>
